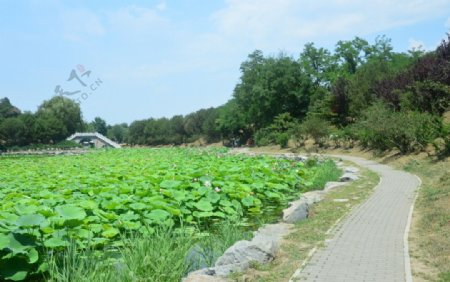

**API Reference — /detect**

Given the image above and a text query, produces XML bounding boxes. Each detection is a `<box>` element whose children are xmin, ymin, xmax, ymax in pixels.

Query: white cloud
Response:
<box><xmin>156</xmin><ymin>2</ymin><xmax>167</xmax><ymax>12</ymax></box>
<box><xmin>107</xmin><ymin>5</ymin><xmax>169</xmax><ymax>33</ymax></box>
<box><xmin>61</xmin><ymin>9</ymin><xmax>105</xmax><ymax>42</ymax></box>
<box><xmin>408</xmin><ymin>37</ymin><xmax>444</xmax><ymax>51</ymax></box>
<box><xmin>408</xmin><ymin>38</ymin><xmax>425</xmax><ymax>51</ymax></box>
<box><xmin>211</xmin><ymin>0</ymin><xmax>450</xmax><ymax>52</ymax></box>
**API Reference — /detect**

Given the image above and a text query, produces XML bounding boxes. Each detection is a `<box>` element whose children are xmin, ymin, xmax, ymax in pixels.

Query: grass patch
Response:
<box><xmin>45</xmin><ymin>222</ymin><xmax>251</xmax><ymax>282</ymax></box>
<box><xmin>236</xmin><ymin>165</ymin><xmax>379</xmax><ymax>282</ymax></box>
<box><xmin>117</xmin><ymin>227</ymin><xmax>195</xmax><ymax>282</ymax></box>
<box><xmin>192</xmin><ymin>221</ymin><xmax>252</xmax><ymax>270</ymax></box>
<box><xmin>400</xmin><ymin>157</ymin><xmax>450</xmax><ymax>281</ymax></box>
<box><xmin>46</xmin><ymin>242</ymin><xmax>116</xmax><ymax>282</ymax></box>
<box><xmin>46</xmin><ymin>227</ymin><xmax>195</xmax><ymax>282</ymax></box>
<box><xmin>305</xmin><ymin>158</ymin><xmax>342</xmax><ymax>191</ymax></box>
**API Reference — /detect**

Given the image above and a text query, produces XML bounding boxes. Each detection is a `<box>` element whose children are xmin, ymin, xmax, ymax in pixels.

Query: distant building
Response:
<box><xmin>67</xmin><ymin>132</ymin><xmax>121</xmax><ymax>148</ymax></box>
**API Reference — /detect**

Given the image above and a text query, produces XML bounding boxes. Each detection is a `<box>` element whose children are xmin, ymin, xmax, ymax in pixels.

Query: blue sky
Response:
<box><xmin>1</xmin><ymin>0</ymin><xmax>449</xmax><ymax>124</ymax></box>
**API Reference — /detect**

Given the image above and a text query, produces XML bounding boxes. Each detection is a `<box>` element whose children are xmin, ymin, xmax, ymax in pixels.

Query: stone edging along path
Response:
<box><xmin>184</xmin><ymin>153</ymin><xmax>421</xmax><ymax>282</ymax></box>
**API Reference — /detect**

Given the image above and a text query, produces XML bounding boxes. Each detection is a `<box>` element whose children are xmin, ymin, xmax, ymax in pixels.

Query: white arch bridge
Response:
<box><xmin>67</xmin><ymin>132</ymin><xmax>121</xmax><ymax>148</ymax></box>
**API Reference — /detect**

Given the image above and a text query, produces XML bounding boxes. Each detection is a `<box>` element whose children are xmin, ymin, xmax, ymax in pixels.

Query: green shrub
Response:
<box><xmin>301</xmin><ymin>116</ymin><xmax>331</xmax><ymax>146</ymax></box>
<box><xmin>291</xmin><ymin>123</ymin><xmax>307</xmax><ymax>148</ymax></box>
<box><xmin>275</xmin><ymin>132</ymin><xmax>290</xmax><ymax>148</ymax></box>
<box><xmin>254</xmin><ymin>113</ymin><xmax>297</xmax><ymax>147</ymax></box>
<box><xmin>353</xmin><ymin>102</ymin><xmax>442</xmax><ymax>153</ymax></box>
<box><xmin>254</xmin><ymin>128</ymin><xmax>275</xmax><ymax>146</ymax></box>
<box><xmin>330</xmin><ymin>127</ymin><xmax>357</xmax><ymax>148</ymax></box>
<box><xmin>439</xmin><ymin>123</ymin><xmax>450</xmax><ymax>157</ymax></box>
<box><xmin>392</xmin><ymin>111</ymin><xmax>441</xmax><ymax>153</ymax></box>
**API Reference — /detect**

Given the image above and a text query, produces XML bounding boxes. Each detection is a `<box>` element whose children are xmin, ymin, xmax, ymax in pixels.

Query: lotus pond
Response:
<box><xmin>0</xmin><ymin>148</ymin><xmax>338</xmax><ymax>281</ymax></box>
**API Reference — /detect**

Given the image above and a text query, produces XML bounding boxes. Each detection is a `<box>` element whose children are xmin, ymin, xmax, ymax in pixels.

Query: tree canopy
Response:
<box><xmin>2</xmin><ymin>33</ymin><xmax>450</xmax><ymax>153</ymax></box>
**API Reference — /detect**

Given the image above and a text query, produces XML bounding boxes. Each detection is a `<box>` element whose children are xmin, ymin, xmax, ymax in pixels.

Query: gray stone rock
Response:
<box><xmin>333</xmin><ymin>198</ymin><xmax>349</xmax><ymax>203</ymax></box>
<box><xmin>214</xmin><ymin>262</ymin><xmax>250</xmax><ymax>277</ymax></box>
<box><xmin>302</xmin><ymin>191</ymin><xmax>323</xmax><ymax>205</ymax></box>
<box><xmin>282</xmin><ymin>153</ymin><xmax>295</xmax><ymax>159</ymax></box>
<box><xmin>183</xmin><ymin>271</ymin><xmax>228</xmax><ymax>282</ymax></box>
<box><xmin>283</xmin><ymin>191</ymin><xmax>325</xmax><ymax>223</ymax></box>
<box><xmin>282</xmin><ymin>199</ymin><xmax>309</xmax><ymax>223</ymax></box>
<box><xmin>253</xmin><ymin>223</ymin><xmax>291</xmax><ymax>241</ymax></box>
<box><xmin>210</xmin><ymin>223</ymin><xmax>292</xmax><ymax>277</ymax></box>
<box><xmin>294</xmin><ymin>155</ymin><xmax>308</xmax><ymax>162</ymax></box>
<box><xmin>324</xmin><ymin>181</ymin><xmax>347</xmax><ymax>192</ymax></box>
<box><xmin>188</xmin><ymin>268</ymin><xmax>216</xmax><ymax>276</ymax></box>
<box><xmin>215</xmin><ymin>239</ymin><xmax>275</xmax><ymax>267</ymax></box>
<box><xmin>344</xmin><ymin>166</ymin><xmax>359</xmax><ymax>173</ymax></box>
<box><xmin>340</xmin><ymin>173</ymin><xmax>359</xmax><ymax>182</ymax></box>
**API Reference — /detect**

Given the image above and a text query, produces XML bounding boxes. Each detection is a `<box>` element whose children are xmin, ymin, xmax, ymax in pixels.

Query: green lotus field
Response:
<box><xmin>0</xmin><ymin>148</ymin><xmax>336</xmax><ymax>281</ymax></box>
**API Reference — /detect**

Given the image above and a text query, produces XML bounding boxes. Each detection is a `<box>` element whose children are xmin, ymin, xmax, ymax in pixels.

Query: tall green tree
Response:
<box><xmin>0</xmin><ymin>97</ymin><xmax>21</xmax><ymax>119</ymax></box>
<box><xmin>91</xmin><ymin>117</ymin><xmax>108</xmax><ymax>135</ymax></box>
<box><xmin>334</xmin><ymin>37</ymin><xmax>371</xmax><ymax>75</ymax></box>
<box><xmin>300</xmin><ymin>42</ymin><xmax>337</xmax><ymax>86</ymax></box>
<box><xmin>127</xmin><ymin>120</ymin><xmax>147</xmax><ymax>145</ymax></box>
<box><xmin>233</xmin><ymin>51</ymin><xmax>312</xmax><ymax>129</ymax></box>
<box><xmin>107</xmin><ymin>123</ymin><xmax>128</xmax><ymax>143</ymax></box>
<box><xmin>216</xmin><ymin>100</ymin><xmax>247</xmax><ymax>139</ymax></box>
<box><xmin>0</xmin><ymin>117</ymin><xmax>26</xmax><ymax>146</ymax></box>
<box><xmin>35</xmin><ymin>96</ymin><xmax>83</xmax><ymax>143</ymax></box>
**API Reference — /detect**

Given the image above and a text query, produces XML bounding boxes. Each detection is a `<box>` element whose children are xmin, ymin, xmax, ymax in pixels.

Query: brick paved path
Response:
<box><xmin>291</xmin><ymin>155</ymin><xmax>420</xmax><ymax>282</ymax></box>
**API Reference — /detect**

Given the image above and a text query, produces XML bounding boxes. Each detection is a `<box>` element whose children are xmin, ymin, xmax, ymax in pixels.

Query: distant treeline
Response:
<box><xmin>0</xmin><ymin>97</ymin><xmax>128</xmax><ymax>150</ymax></box>
<box><xmin>1</xmin><ymin>34</ymin><xmax>449</xmax><ymax>154</ymax></box>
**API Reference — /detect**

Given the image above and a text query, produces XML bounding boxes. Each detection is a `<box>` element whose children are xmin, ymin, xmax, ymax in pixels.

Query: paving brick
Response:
<box><xmin>290</xmin><ymin>156</ymin><xmax>419</xmax><ymax>282</ymax></box>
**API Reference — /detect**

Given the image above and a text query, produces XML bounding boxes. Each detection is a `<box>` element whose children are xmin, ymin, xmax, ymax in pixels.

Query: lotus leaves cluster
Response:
<box><xmin>0</xmin><ymin>148</ymin><xmax>313</xmax><ymax>280</ymax></box>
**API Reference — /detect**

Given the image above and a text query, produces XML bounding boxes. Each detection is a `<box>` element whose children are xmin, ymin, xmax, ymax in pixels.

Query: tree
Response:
<box><xmin>91</xmin><ymin>117</ymin><xmax>108</xmax><ymax>135</ymax></box>
<box><xmin>0</xmin><ymin>97</ymin><xmax>21</xmax><ymax>119</ymax></box>
<box><xmin>233</xmin><ymin>51</ymin><xmax>312</xmax><ymax>129</ymax></box>
<box><xmin>301</xmin><ymin>116</ymin><xmax>331</xmax><ymax>146</ymax></box>
<box><xmin>331</xmin><ymin>77</ymin><xmax>350</xmax><ymax>125</ymax></box>
<box><xmin>374</xmin><ymin>34</ymin><xmax>450</xmax><ymax>114</ymax></box>
<box><xmin>216</xmin><ymin>100</ymin><xmax>247</xmax><ymax>139</ymax></box>
<box><xmin>300</xmin><ymin>42</ymin><xmax>337</xmax><ymax>86</ymax></box>
<box><xmin>367</xmin><ymin>35</ymin><xmax>394</xmax><ymax>61</ymax></box>
<box><xmin>335</xmin><ymin>37</ymin><xmax>371</xmax><ymax>75</ymax></box>
<box><xmin>0</xmin><ymin>117</ymin><xmax>26</xmax><ymax>146</ymax></box>
<box><xmin>35</xmin><ymin>96</ymin><xmax>83</xmax><ymax>143</ymax></box>
<box><xmin>107</xmin><ymin>123</ymin><xmax>128</xmax><ymax>143</ymax></box>
<box><xmin>127</xmin><ymin>120</ymin><xmax>147</xmax><ymax>145</ymax></box>
<box><xmin>18</xmin><ymin>112</ymin><xmax>37</xmax><ymax>145</ymax></box>
<box><xmin>200</xmin><ymin>108</ymin><xmax>221</xmax><ymax>142</ymax></box>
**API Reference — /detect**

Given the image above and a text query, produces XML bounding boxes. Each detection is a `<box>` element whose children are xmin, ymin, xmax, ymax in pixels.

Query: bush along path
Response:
<box><xmin>290</xmin><ymin>155</ymin><xmax>421</xmax><ymax>282</ymax></box>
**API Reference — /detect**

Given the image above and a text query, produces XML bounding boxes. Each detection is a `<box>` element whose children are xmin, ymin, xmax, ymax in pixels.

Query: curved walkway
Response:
<box><xmin>290</xmin><ymin>155</ymin><xmax>420</xmax><ymax>282</ymax></box>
